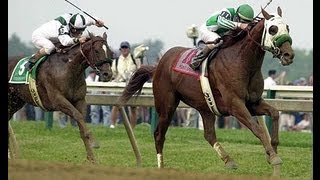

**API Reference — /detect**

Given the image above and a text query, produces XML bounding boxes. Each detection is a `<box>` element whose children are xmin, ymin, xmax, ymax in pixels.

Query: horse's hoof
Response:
<box><xmin>86</xmin><ymin>158</ymin><xmax>97</xmax><ymax>164</ymax></box>
<box><xmin>91</xmin><ymin>142</ymin><xmax>100</xmax><ymax>149</ymax></box>
<box><xmin>270</xmin><ymin>155</ymin><xmax>283</xmax><ymax>165</ymax></box>
<box><xmin>225</xmin><ymin>160</ymin><xmax>238</xmax><ymax>170</ymax></box>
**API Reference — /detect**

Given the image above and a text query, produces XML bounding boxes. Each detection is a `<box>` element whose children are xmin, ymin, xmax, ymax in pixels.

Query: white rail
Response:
<box><xmin>85</xmin><ymin>83</ymin><xmax>313</xmax><ymax>112</ymax></box>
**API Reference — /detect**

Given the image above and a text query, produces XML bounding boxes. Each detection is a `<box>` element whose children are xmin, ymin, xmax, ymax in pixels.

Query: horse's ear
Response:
<box><xmin>277</xmin><ymin>6</ymin><xmax>282</xmax><ymax>17</ymax></box>
<box><xmin>103</xmin><ymin>32</ymin><xmax>108</xmax><ymax>40</ymax></box>
<box><xmin>261</xmin><ymin>7</ymin><xmax>272</xmax><ymax>20</ymax></box>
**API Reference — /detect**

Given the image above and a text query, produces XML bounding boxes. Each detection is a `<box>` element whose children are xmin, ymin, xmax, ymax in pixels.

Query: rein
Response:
<box><xmin>80</xmin><ymin>39</ymin><xmax>109</xmax><ymax>74</ymax></box>
<box><xmin>245</xmin><ymin>28</ymin><xmax>265</xmax><ymax>50</ymax></box>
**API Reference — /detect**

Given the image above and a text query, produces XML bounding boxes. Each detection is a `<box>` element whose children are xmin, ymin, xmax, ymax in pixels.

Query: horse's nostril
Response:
<box><xmin>284</xmin><ymin>52</ymin><xmax>295</xmax><ymax>59</ymax></box>
<box><xmin>103</xmin><ymin>73</ymin><xmax>108</xmax><ymax>77</ymax></box>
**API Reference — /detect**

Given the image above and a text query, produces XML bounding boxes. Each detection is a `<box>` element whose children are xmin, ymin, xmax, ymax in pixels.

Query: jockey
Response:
<box><xmin>189</xmin><ymin>4</ymin><xmax>255</xmax><ymax>70</ymax></box>
<box><xmin>25</xmin><ymin>13</ymin><xmax>105</xmax><ymax>71</ymax></box>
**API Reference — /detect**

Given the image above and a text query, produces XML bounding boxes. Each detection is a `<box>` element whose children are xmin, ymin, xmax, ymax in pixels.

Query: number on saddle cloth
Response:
<box><xmin>9</xmin><ymin>56</ymin><xmax>47</xmax><ymax>84</ymax></box>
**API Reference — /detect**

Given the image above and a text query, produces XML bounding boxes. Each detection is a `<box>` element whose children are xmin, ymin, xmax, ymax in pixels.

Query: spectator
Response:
<box><xmin>274</xmin><ymin>71</ymin><xmax>286</xmax><ymax>85</ymax></box>
<box><xmin>110</xmin><ymin>41</ymin><xmax>138</xmax><ymax>128</ymax></box>
<box><xmin>264</xmin><ymin>69</ymin><xmax>277</xmax><ymax>87</ymax></box>
<box><xmin>57</xmin><ymin>112</ymin><xmax>77</xmax><ymax>128</ymax></box>
<box><xmin>292</xmin><ymin>76</ymin><xmax>308</xmax><ymax>125</ymax></box>
<box><xmin>279</xmin><ymin>112</ymin><xmax>295</xmax><ymax>131</ymax></box>
<box><xmin>288</xmin><ymin>113</ymin><xmax>311</xmax><ymax>132</ymax></box>
<box><xmin>86</xmin><ymin>69</ymin><xmax>111</xmax><ymax>127</ymax></box>
<box><xmin>34</xmin><ymin>106</ymin><xmax>44</xmax><ymax>121</ymax></box>
<box><xmin>308</xmin><ymin>74</ymin><xmax>313</xmax><ymax>86</ymax></box>
<box><xmin>185</xmin><ymin>108</ymin><xmax>199</xmax><ymax>128</ymax></box>
<box><xmin>25</xmin><ymin>103</ymin><xmax>35</xmax><ymax>120</ymax></box>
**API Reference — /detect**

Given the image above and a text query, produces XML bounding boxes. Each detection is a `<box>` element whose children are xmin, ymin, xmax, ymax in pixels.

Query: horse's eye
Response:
<box><xmin>286</xmin><ymin>25</ymin><xmax>290</xmax><ymax>32</ymax></box>
<box><xmin>268</xmin><ymin>25</ymin><xmax>278</xmax><ymax>35</ymax></box>
<box><xmin>95</xmin><ymin>50</ymin><xmax>99</xmax><ymax>54</ymax></box>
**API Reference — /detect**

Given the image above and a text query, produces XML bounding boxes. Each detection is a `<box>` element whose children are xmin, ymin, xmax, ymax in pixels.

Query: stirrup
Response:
<box><xmin>25</xmin><ymin>61</ymin><xmax>35</xmax><ymax>71</ymax></box>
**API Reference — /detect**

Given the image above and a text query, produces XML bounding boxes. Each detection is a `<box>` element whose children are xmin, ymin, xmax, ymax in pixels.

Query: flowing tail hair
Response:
<box><xmin>118</xmin><ymin>65</ymin><xmax>157</xmax><ymax>105</ymax></box>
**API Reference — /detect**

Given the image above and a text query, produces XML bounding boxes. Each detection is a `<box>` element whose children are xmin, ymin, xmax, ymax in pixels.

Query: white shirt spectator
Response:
<box><xmin>85</xmin><ymin>73</ymin><xmax>99</xmax><ymax>83</ymax></box>
<box><xmin>111</xmin><ymin>53</ymin><xmax>137</xmax><ymax>82</ymax></box>
<box><xmin>264</xmin><ymin>76</ymin><xmax>276</xmax><ymax>88</ymax></box>
<box><xmin>86</xmin><ymin>72</ymin><xmax>99</xmax><ymax>94</ymax></box>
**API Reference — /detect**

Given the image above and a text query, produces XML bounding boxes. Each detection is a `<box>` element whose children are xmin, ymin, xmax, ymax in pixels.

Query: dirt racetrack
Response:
<box><xmin>9</xmin><ymin>159</ymin><xmax>292</xmax><ymax>180</ymax></box>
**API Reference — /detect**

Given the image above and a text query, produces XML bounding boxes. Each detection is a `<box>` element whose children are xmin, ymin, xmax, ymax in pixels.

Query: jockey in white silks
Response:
<box><xmin>25</xmin><ymin>13</ymin><xmax>105</xmax><ymax>71</ymax></box>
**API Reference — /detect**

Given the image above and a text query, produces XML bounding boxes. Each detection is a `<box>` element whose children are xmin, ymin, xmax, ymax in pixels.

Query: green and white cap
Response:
<box><xmin>69</xmin><ymin>13</ymin><xmax>86</xmax><ymax>29</ymax></box>
<box><xmin>236</xmin><ymin>4</ymin><xmax>254</xmax><ymax>21</ymax></box>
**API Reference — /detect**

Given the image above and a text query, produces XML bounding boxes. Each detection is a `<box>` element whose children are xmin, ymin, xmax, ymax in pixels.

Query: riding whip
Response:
<box><xmin>255</xmin><ymin>0</ymin><xmax>273</xmax><ymax>18</ymax></box>
<box><xmin>64</xmin><ymin>0</ymin><xmax>109</xmax><ymax>30</ymax></box>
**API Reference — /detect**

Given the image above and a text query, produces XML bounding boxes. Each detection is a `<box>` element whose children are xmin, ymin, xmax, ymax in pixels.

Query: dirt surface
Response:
<box><xmin>8</xmin><ymin>159</ymin><xmax>290</xmax><ymax>180</ymax></box>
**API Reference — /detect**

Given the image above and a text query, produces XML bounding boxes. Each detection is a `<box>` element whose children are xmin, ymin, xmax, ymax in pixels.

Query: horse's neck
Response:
<box><xmin>65</xmin><ymin>47</ymin><xmax>89</xmax><ymax>77</ymax></box>
<box><xmin>238</xmin><ymin>20</ymin><xmax>266</xmax><ymax>71</ymax></box>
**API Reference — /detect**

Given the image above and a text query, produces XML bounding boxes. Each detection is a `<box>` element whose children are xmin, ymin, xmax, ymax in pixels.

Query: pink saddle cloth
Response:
<box><xmin>172</xmin><ymin>48</ymin><xmax>201</xmax><ymax>79</ymax></box>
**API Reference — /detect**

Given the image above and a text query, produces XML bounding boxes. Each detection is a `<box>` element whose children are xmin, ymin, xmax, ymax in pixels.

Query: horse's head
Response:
<box><xmin>81</xmin><ymin>32</ymin><xmax>114</xmax><ymax>82</ymax></box>
<box><xmin>261</xmin><ymin>7</ymin><xmax>294</xmax><ymax>66</ymax></box>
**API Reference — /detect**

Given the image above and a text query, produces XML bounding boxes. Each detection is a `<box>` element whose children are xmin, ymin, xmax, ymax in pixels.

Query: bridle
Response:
<box><xmin>79</xmin><ymin>38</ymin><xmax>112</xmax><ymax>75</ymax></box>
<box><xmin>244</xmin><ymin>18</ymin><xmax>282</xmax><ymax>58</ymax></box>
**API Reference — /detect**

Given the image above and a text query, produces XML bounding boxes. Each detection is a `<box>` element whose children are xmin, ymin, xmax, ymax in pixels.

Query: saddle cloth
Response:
<box><xmin>172</xmin><ymin>48</ymin><xmax>201</xmax><ymax>79</ymax></box>
<box><xmin>9</xmin><ymin>56</ymin><xmax>47</xmax><ymax>84</ymax></box>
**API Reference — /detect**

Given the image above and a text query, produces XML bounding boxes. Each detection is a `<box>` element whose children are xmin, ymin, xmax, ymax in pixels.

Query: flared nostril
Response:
<box><xmin>284</xmin><ymin>52</ymin><xmax>295</xmax><ymax>59</ymax></box>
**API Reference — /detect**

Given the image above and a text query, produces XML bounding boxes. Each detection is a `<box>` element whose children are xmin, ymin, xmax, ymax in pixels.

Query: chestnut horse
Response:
<box><xmin>119</xmin><ymin>7</ymin><xmax>294</xmax><ymax>175</ymax></box>
<box><xmin>8</xmin><ymin>32</ymin><xmax>114</xmax><ymax>163</ymax></box>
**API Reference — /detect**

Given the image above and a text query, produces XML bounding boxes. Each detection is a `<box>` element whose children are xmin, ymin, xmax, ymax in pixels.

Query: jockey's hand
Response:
<box><xmin>239</xmin><ymin>23</ymin><xmax>249</xmax><ymax>30</ymax></box>
<box><xmin>95</xmin><ymin>20</ymin><xmax>104</xmax><ymax>27</ymax></box>
<box><xmin>79</xmin><ymin>37</ymin><xmax>87</xmax><ymax>43</ymax></box>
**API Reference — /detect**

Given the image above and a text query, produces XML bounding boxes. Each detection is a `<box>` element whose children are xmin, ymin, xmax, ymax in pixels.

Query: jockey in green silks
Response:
<box><xmin>190</xmin><ymin>4</ymin><xmax>255</xmax><ymax>70</ymax></box>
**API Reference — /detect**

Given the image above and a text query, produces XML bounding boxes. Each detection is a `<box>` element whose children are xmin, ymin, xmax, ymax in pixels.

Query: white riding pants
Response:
<box><xmin>199</xmin><ymin>23</ymin><xmax>221</xmax><ymax>43</ymax></box>
<box><xmin>31</xmin><ymin>32</ymin><xmax>55</xmax><ymax>54</ymax></box>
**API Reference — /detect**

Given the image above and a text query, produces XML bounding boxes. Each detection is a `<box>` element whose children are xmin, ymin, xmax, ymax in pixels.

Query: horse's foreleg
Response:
<box><xmin>251</xmin><ymin>99</ymin><xmax>282</xmax><ymax>176</ymax></box>
<box><xmin>56</xmin><ymin>98</ymin><xmax>96</xmax><ymax>164</ymax></box>
<box><xmin>231</xmin><ymin>99</ymin><xmax>281</xmax><ymax>176</ymax></box>
<box><xmin>200</xmin><ymin>110</ymin><xmax>238</xmax><ymax>169</ymax></box>
<box><xmin>74</xmin><ymin>100</ymin><xmax>100</xmax><ymax>149</ymax></box>
<box><xmin>252</xmin><ymin>99</ymin><xmax>280</xmax><ymax>153</ymax></box>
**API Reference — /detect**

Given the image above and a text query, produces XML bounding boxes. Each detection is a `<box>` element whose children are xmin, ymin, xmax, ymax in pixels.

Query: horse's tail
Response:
<box><xmin>118</xmin><ymin>65</ymin><xmax>157</xmax><ymax>104</ymax></box>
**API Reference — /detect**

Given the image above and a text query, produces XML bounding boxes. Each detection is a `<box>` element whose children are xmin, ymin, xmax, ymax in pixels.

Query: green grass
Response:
<box><xmin>10</xmin><ymin>121</ymin><xmax>312</xmax><ymax>179</ymax></box>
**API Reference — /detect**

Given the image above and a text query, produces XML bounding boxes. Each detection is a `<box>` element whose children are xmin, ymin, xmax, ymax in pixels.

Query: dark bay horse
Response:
<box><xmin>119</xmin><ymin>7</ymin><xmax>294</xmax><ymax>175</ymax></box>
<box><xmin>8</xmin><ymin>32</ymin><xmax>113</xmax><ymax>163</ymax></box>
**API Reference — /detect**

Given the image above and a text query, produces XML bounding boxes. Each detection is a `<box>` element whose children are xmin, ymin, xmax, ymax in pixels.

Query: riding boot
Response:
<box><xmin>189</xmin><ymin>40</ymin><xmax>223</xmax><ymax>70</ymax></box>
<box><xmin>25</xmin><ymin>48</ymin><xmax>47</xmax><ymax>71</ymax></box>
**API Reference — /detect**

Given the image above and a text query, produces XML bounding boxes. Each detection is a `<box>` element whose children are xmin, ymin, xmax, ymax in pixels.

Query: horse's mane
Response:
<box><xmin>54</xmin><ymin>35</ymin><xmax>104</xmax><ymax>54</ymax></box>
<box><xmin>54</xmin><ymin>38</ymin><xmax>91</xmax><ymax>53</ymax></box>
<box><xmin>220</xmin><ymin>30</ymin><xmax>247</xmax><ymax>48</ymax></box>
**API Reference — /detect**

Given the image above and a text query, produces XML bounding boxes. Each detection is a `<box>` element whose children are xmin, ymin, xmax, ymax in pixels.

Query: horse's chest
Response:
<box><xmin>247</xmin><ymin>88</ymin><xmax>263</xmax><ymax>103</ymax></box>
<box><xmin>63</xmin><ymin>84</ymin><xmax>86</xmax><ymax>100</ymax></box>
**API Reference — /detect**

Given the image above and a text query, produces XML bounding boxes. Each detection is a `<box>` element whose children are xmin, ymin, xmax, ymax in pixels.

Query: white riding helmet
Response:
<box><xmin>69</xmin><ymin>13</ymin><xmax>86</xmax><ymax>30</ymax></box>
